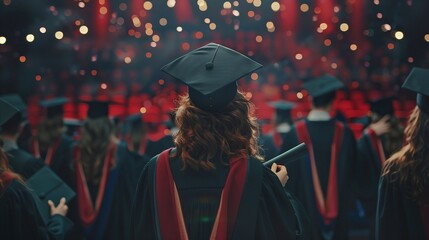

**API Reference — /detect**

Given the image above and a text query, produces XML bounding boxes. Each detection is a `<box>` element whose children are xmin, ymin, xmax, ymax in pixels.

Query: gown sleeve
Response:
<box><xmin>129</xmin><ymin>158</ymin><xmax>158</xmax><ymax>240</ymax></box>
<box><xmin>376</xmin><ymin>174</ymin><xmax>407</xmax><ymax>240</ymax></box>
<box><xmin>255</xmin><ymin>167</ymin><xmax>318</xmax><ymax>240</ymax></box>
<box><xmin>0</xmin><ymin>180</ymin><xmax>73</xmax><ymax>240</ymax></box>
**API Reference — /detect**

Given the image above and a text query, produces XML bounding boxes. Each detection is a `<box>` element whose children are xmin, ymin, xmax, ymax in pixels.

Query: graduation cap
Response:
<box><xmin>40</xmin><ymin>97</ymin><xmax>68</xmax><ymax>118</ymax></box>
<box><xmin>0</xmin><ymin>94</ymin><xmax>27</xmax><ymax>112</ymax></box>
<box><xmin>370</xmin><ymin>97</ymin><xmax>394</xmax><ymax>117</ymax></box>
<box><xmin>0</xmin><ymin>99</ymin><xmax>19</xmax><ymax>126</ymax></box>
<box><xmin>26</xmin><ymin>166</ymin><xmax>76</xmax><ymax>224</ymax></box>
<box><xmin>269</xmin><ymin>100</ymin><xmax>296</xmax><ymax>123</ymax></box>
<box><xmin>125</xmin><ymin>113</ymin><xmax>143</xmax><ymax>124</ymax></box>
<box><xmin>84</xmin><ymin>100</ymin><xmax>111</xmax><ymax>119</ymax></box>
<box><xmin>303</xmin><ymin>74</ymin><xmax>344</xmax><ymax>98</ymax></box>
<box><xmin>161</xmin><ymin>43</ymin><xmax>262</xmax><ymax>112</ymax></box>
<box><xmin>402</xmin><ymin>67</ymin><xmax>429</xmax><ymax>115</ymax></box>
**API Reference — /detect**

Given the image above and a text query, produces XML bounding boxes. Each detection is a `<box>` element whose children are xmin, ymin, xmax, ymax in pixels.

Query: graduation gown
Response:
<box><xmin>6</xmin><ymin>147</ymin><xmax>44</xmax><ymax>179</ymax></box>
<box><xmin>31</xmin><ymin>135</ymin><xmax>74</xmax><ymax>183</ymax></box>
<box><xmin>356</xmin><ymin>128</ymin><xmax>386</xmax><ymax>237</ymax></box>
<box><xmin>280</xmin><ymin>119</ymin><xmax>357</xmax><ymax>240</ymax></box>
<box><xmin>69</xmin><ymin>141</ymin><xmax>148</xmax><ymax>240</ymax></box>
<box><xmin>258</xmin><ymin>133</ymin><xmax>279</xmax><ymax>160</ymax></box>
<box><xmin>376</xmin><ymin>173</ymin><xmax>429</xmax><ymax>240</ymax></box>
<box><xmin>130</xmin><ymin>149</ymin><xmax>318</xmax><ymax>240</ymax></box>
<box><xmin>145</xmin><ymin>135</ymin><xmax>174</xmax><ymax>159</ymax></box>
<box><xmin>0</xmin><ymin>178</ymin><xmax>73</xmax><ymax>240</ymax></box>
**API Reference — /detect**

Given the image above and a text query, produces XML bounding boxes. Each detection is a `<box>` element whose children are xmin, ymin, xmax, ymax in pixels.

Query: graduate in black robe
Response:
<box><xmin>376</xmin><ymin>68</ymin><xmax>429</xmax><ymax>240</ymax></box>
<box><xmin>0</xmin><ymin>94</ymin><xmax>44</xmax><ymax>179</ymax></box>
<box><xmin>30</xmin><ymin>98</ymin><xmax>74</xmax><ymax>183</ymax></box>
<box><xmin>68</xmin><ymin>101</ymin><xmax>147</xmax><ymax>240</ymax></box>
<box><xmin>0</xmin><ymin>99</ymin><xmax>72</xmax><ymax>240</ymax></box>
<box><xmin>131</xmin><ymin>43</ymin><xmax>317</xmax><ymax>240</ymax></box>
<box><xmin>281</xmin><ymin>75</ymin><xmax>357</xmax><ymax>240</ymax></box>
<box><xmin>356</xmin><ymin>97</ymin><xmax>404</xmax><ymax>239</ymax></box>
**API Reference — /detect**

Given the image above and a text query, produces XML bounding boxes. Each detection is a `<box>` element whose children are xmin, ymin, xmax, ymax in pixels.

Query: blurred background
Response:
<box><xmin>1</xmin><ymin>0</ymin><xmax>429</xmax><ymax>137</ymax></box>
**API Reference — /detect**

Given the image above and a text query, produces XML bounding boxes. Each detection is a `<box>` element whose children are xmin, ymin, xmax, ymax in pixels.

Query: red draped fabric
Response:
<box><xmin>155</xmin><ymin>148</ymin><xmax>248</xmax><ymax>240</ymax></box>
<box><xmin>175</xmin><ymin>0</ymin><xmax>194</xmax><ymax>23</ymax></box>
<box><xmin>93</xmin><ymin>0</ymin><xmax>111</xmax><ymax>47</ymax></box>
<box><xmin>348</xmin><ymin>0</ymin><xmax>366</xmax><ymax>41</ymax></box>
<box><xmin>315</xmin><ymin>0</ymin><xmax>335</xmax><ymax>35</ymax></box>
<box><xmin>279</xmin><ymin>0</ymin><xmax>298</xmax><ymax>33</ymax></box>
<box><xmin>295</xmin><ymin>120</ymin><xmax>344</xmax><ymax>224</ymax></box>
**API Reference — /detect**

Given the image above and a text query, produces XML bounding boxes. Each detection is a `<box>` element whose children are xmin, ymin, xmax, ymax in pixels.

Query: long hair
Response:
<box><xmin>383</xmin><ymin>106</ymin><xmax>429</xmax><ymax>201</ymax></box>
<box><xmin>0</xmin><ymin>143</ymin><xmax>23</xmax><ymax>189</ymax></box>
<box><xmin>128</xmin><ymin>120</ymin><xmax>147</xmax><ymax>152</ymax></box>
<box><xmin>371</xmin><ymin>113</ymin><xmax>404</xmax><ymax>157</ymax></box>
<box><xmin>37</xmin><ymin>116</ymin><xmax>64</xmax><ymax>148</ymax></box>
<box><xmin>78</xmin><ymin>117</ymin><xmax>114</xmax><ymax>185</ymax></box>
<box><xmin>174</xmin><ymin>91</ymin><xmax>262</xmax><ymax>171</ymax></box>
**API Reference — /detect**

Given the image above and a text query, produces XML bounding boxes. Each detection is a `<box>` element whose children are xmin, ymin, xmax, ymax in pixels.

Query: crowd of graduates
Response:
<box><xmin>1</xmin><ymin>43</ymin><xmax>429</xmax><ymax>240</ymax></box>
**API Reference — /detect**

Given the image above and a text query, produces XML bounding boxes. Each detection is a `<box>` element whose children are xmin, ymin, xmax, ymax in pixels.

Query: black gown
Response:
<box><xmin>0</xmin><ymin>179</ymin><xmax>73</xmax><ymax>240</ymax></box>
<box><xmin>145</xmin><ymin>135</ymin><xmax>174</xmax><ymax>158</ymax></box>
<box><xmin>356</xmin><ymin>130</ymin><xmax>387</xmax><ymax>238</ymax></box>
<box><xmin>6</xmin><ymin>148</ymin><xmax>44</xmax><ymax>179</ymax></box>
<box><xmin>40</xmin><ymin>135</ymin><xmax>74</xmax><ymax>184</ymax></box>
<box><xmin>376</xmin><ymin>173</ymin><xmax>429</xmax><ymax>240</ymax></box>
<box><xmin>280</xmin><ymin>119</ymin><xmax>357</xmax><ymax>240</ymax></box>
<box><xmin>68</xmin><ymin>141</ymin><xmax>148</xmax><ymax>240</ymax></box>
<box><xmin>130</xmin><ymin>152</ymin><xmax>318</xmax><ymax>240</ymax></box>
<box><xmin>258</xmin><ymin>133</ymin><xmax>279</xmax><ymax>160</ymax></box>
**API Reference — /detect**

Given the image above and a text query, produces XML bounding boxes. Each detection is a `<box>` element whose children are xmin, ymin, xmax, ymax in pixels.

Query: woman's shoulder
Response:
<box><xmin>0</xmin><ymin>179</ymin><xmax>32</xmax><ymax>203</ymax></box>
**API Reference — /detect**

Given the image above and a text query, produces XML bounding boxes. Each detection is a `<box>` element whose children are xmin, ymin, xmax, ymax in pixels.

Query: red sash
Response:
<box><xmin>295</xmin><ymin>120</ymin><xmax>343</xmax><ymax>224</ymax></box>
<box><xmin>272</xmin><ymin>131</ymin><xmax>282</xmax><ymax>149</ymax></box>
<box><xmin>73</xmin><ymin>143</ymin><xmax>117</xmax><ymax>227</ymax></box>
<box><xmin>155</xmin><ymin>148</ymin><xmax>247</xmax><ymax>240</ymax></box>
<box><xmin>365</xmin><ymin>128</ymin><xmax>386</xmax><ymax>166</ymax></box>
<box><xmin>32</xmin><ymin>138</ymin><xmax>61</xmax><ymax>166</ymax></box>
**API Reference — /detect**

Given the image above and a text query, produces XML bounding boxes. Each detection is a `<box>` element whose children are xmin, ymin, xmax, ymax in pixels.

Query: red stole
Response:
<box><xmin>32</xmin><ymin>138</ymin><xmax>61</xmax><ymax>165</ymax></box>
<box><xmin>272</xmin><ymin>131</ymin><xmax>282</xmax><ymax>149</ymax></box>
<box><xmin>73</xmin><ymin>143</ymin><xmax>117</xmax><ymax>227</ymax></box>
<box><xmin>155</xmin><ymin>148</ymin><xmax>248</xmax><ymax>240</ymax></box>
<box><xmin>365</xmin><ymin>128</ymin><xmax>386</xmax><ymax>166</ymax></box>
<box><xmin>295</xmin><ymin>120</ymin><xmax>344</xmax><ymax>225</ymax></box>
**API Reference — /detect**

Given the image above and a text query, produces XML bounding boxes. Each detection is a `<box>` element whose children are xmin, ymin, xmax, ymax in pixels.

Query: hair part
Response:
<box><xmin>174</xmin><ymin>91</ymin><xmax>262</xmax><ymax>171</ymax></box>
<box><xmin>383</xmin><ymin>106</ymin><xmax>429</xmax><ymax>201</ymax></box>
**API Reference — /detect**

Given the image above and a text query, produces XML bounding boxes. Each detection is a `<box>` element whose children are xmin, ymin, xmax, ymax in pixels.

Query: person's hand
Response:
<box><xmin>48</xmin><ymin>197</ymin><xmax>68</xmax><ymax>217</ymax></box>
<box><xmin>369</xmin><ymin>115</ymin><xmax>391</xmax><ymax>136</ymax></box>
<box><xmin>271</xmin><ymin>163</ymin><xmax>289</xmax><ymax>187</ymax></box>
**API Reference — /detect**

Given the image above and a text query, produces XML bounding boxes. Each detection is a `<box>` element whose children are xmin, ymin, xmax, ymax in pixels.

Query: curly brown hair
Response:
<box><xmin>173</xmin><ymin>91</ymin><xmax>262</xmax><ymax>171</ymax></box>
<box><xmin>383</xmin><ymin>106</ymin><xmax>429</xmax><ymax>201</ymax></box>
<box><xmin>0</xmin><ymin>146</ymin><xmax>23</xmax><ymax>189</ymax></box>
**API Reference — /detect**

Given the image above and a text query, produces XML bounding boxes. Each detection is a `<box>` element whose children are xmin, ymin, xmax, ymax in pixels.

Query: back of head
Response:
<box><xmin>174</xmin><ymin>91</ymin><xmax>262</xmax><ymax>171</ymax></box>
<box><xmin>312</xmin><ymin>91</ymin><xmax>336</xmax><ymax>108</ymax></box>
<box><xmin>37</xmin><ymin>116</ymin><xmax>64</xmax><ymax>147</ymax></box>
<box><xmin>0</xmin><ymin>112</ymin><xmax>22</xmax><ymax>136</ymax></box>
<box><xmin>79</xmin><ymin>117</ymin><xmax>114</xmax><ymax>184</ymax></box>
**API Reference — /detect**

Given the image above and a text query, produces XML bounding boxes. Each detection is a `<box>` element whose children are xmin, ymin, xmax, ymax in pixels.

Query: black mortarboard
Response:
<box><xmin>84</xmin><ymin>100</ymin><xmax>111</xmax><ymax>119</ymax></box>
<box><xmin>26</xmin><ymin>166</ymin><xmax>76</xmax><ymax>224</ymax></box>
<box><xmin>0</xmin><ymin>94</ymin><xmax>27</xmax><ymax>112</ymax></box>
<box><xmin>0</xmin><ymin>99</ymin><xmax>19</xmax><ymax>126</ymax></box>
<box><xmin>269</xmin><ymin>100</ymin><xmax>296</xmax><ymax>111</ymax></box>
<box><xmin>125</xmin><ymin>113</ymin><xmax>143</xmax><ymax>125</ymax></box>
<box><xmin>402</xmin><ymin>67</ymin><xmax>429</xmax><ymax>115</ymax></box>
<box><xmin>40</xmin><ymin>97</ymin><xmax>68</xmax><ymax>118</ymax></box>
<box><xmin>303</xmin><ymin>74</ymin><xmax>344</xmax><ymax>98</ymax></box>
<box><xmin>161</xmin><ymin>43</ymin><xmax>262</xmax><ymax>112</ymax></box>
<box><xmin>370</xmin><ymin>97</ymin><xmax>394</xmax><ymax>117</ymax></box>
